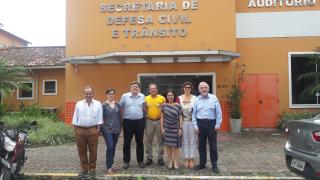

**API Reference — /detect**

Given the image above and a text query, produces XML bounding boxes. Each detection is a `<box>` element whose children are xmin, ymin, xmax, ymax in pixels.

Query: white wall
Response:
<box><xmin>237</xmin><ymin>11</ymin><xmax>320</xmax><ymax>38</ymax></box>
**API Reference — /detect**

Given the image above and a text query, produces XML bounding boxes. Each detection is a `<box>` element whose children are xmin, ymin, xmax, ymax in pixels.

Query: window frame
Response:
<box><xmin>289</xmin><ymin>52</ymin><xmax>320</xmax><ymax>108</ymax></box>
<box><xmin>42</xmin><ymin>80</ymin><xmax>58</xmax><ymax>96</ymax></box>
<box><xmin>17</xmin><ymin>81</ymin><xmax>34</xmax><ymax>100</ymax></box>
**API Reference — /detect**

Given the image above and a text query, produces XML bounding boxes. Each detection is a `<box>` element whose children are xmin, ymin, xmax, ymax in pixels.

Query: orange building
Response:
<box><xmin>3</xmin><ymin>0</ymin><xmax>320</xmax><ymax>131</ymax></box>
<box><xmin>62</xmin><ymin>0</ymin><xmax>320</xmax><ymax>131</ymax></box>
<box><xmin>0</xmin><ymin>47</ymin><xmax>65</xmax><ymax>117</ymax></box>
<box><xmin>0</xmin><ymin>27</ymin><xmax>30</xmax><ymax>48</ymax></box>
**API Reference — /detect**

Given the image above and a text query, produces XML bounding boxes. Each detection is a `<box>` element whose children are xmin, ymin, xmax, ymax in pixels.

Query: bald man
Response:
<box><xmin>192</xmin><ymin>82</ymin><xmax>222</xmax><ymax>174</ymax></box>
<box><xmin>72</xmin><ymin>86</ymin><xmax>103</xmax><ymax>177</ymax></box>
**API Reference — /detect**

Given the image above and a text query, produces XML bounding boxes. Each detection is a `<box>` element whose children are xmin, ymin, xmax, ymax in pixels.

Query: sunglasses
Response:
<box><xmin>184</xmin><ymin>86</ymin><xmax>191</xmax><ymax>89</ymax></box>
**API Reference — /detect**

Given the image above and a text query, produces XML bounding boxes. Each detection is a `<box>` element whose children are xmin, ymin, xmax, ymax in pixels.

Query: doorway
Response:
<box><xmin>241</xmin><ymin>74</ymin><xmax>280</xmax><ymax>128</ymax></box>
<box><xmin>138</xmin><ymin>73</ymin><xmax>215</xmax><ymax>96</ymax></box>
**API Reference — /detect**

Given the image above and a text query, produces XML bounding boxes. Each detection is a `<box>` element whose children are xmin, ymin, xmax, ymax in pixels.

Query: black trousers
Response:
<box><xmin>197</xmin><ymin>119</ymin><xmax>218</xmax><ymax>168</ymax></box>
<box><xmin>123</xmin><ymin>118</ymin><xmax>145</xmax><ymax>163</ymax></box>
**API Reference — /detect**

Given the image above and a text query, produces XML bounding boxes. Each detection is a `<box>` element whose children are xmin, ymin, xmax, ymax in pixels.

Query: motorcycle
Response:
<box><xmin>0</xmin><ymin>120</ymin><xmax>36</xmax><ymax>180</ymax></box>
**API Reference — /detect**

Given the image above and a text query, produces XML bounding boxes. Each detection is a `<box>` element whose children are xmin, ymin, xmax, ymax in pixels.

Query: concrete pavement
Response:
<box><xmin>21</xmin><ymin>129</ymin><xmax>304</xmax><ymax>179</ymax></box>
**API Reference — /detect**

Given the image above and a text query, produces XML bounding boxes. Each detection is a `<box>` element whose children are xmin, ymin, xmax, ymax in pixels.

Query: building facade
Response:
<box><xmin>0</xmin><ymin>47</ymin><xmax>65</xmax><ymax>117</ymax></box>
<box><xmin>3</xmin><ymin>0</ymin><xmax>319</xmax><ymax>131</ymax></box>
<box><xmin>62</xmin><ymin>0</ymin><xmax>320</xmax><ymax>130</ymax></box>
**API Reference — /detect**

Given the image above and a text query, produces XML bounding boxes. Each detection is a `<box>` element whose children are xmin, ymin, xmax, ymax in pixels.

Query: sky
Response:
<box><xmin>0</xmin><ymin>0</ymin><xmax>65</xmax><ymax>46</ymax></box>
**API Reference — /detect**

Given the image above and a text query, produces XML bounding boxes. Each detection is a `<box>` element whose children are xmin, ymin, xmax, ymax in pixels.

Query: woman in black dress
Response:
<box><xmin>160</xmin><ymin>90</ymin><xmax>183</xmax><ymax>170</ymax></box>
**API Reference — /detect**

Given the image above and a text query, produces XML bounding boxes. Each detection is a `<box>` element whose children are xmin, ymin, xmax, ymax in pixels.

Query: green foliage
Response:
<box><xmin>18</xmin><ymin>103</ymin><xmax>41</xmax><ymax>117</ymax></box>
<box><xmin>28</xmin><ymin>122</ymin><xmax>74</xmax><ymax>146</ymax></box>
<box><xmin>0</xmin><ymin>59</ymin><xmax>29</xmax><ymax>98</ymax></box>
<box><xmin>15</xmin><ymin>103</ymin><xmax>59</xmax><ymax>121</ymax></box>
<box><xmin>276</xmin><ymin>111</ymin><xmax>320</xmax><ymax>131</ymax></box>
<box><xmin>1</xmin><ymin>115</ymin><xmax>74</xmax><ymax>146</ymax></box>
<box><xmin>229</xmin><ymin>63</ymin><xmax>245</xmax><ymax>119</ymax></box>
<box><xmin>0</xmin><ymin>104</ymin><xmax>7</xmax><ymax>117</ymax></box>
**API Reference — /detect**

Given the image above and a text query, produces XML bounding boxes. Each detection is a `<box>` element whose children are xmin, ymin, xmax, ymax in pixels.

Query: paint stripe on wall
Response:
<box><xmin>237</xmin><ymin>11</ymin><xmax>320</xmax><ymax>38</ymax></box>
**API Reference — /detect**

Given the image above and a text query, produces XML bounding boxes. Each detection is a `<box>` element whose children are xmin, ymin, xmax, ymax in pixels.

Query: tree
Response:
<box><xmin>0</xmin><ymin>59</ymin><xmax>29</xmax><ymax>101</ymax></box>
<box><xmin>297</xmin><ymin>47</ymin><xmax>320</xmax><ymax>102</ymax></box>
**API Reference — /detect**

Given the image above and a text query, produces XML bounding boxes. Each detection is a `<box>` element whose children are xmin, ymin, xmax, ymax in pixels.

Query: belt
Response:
<box><xmin>197</xmin><ymin>118</ymin><xmax>215</xmax><ymax>121</ymax></box>
<box><xmin>76</xmin><ymin>125</ymin><xmax>97</xmax><ymax>129</ymax></box>
<box><xmin>124</xmin><ymin>118</ymin><xmax>144</xmax><ymax>121</ymax></box>
<box><xmin>147</xmin><ymin>118</ymin><xmax>160</xmax><ymax>121</ymax></box>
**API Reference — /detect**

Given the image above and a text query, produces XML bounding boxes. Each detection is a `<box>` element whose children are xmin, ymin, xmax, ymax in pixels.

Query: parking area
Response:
<box><xmin>21</xmin><ymin>129</ymin><xmax>302</xmax><ymax>179</ymax></box>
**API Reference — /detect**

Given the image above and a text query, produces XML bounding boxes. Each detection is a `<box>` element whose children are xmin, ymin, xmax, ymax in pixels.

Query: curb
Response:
<box><xmin>23</xmin><ymin>173</ymin><xmax>304</xmax><ymax>179</ymax></box>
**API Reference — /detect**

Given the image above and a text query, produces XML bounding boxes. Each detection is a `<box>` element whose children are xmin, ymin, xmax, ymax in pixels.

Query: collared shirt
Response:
<box><xmin>192</xmin><ymin>94</ymin><xmax>222</xmax><ymax>129</ymax></box>
<box><xmin>145</xmin><ymin>94</ymin><xmax>165</xmax><ymax>120</ymax></box>
<box><xmin>72</xmin><ymin>99</ymin><xmax>103</xmax><ymax>127</ymax></box>
<box><xmin>119</xmin><ymin>92</ymin><xmax>145</xmax><ymax>120</ymax></box>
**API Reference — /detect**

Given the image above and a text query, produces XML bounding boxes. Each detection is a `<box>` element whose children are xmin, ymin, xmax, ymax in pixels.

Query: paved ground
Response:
<box><xmin>20</xmin><ymin>129</ymin><xmax>304</xmax><ymax>179</ymax></box>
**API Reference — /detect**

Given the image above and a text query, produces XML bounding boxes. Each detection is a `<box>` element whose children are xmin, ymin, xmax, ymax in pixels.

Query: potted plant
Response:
<box><xmin>229</xmin><ymin>63</ymin><xmax>245</xmax><ymax>133</ymax></box>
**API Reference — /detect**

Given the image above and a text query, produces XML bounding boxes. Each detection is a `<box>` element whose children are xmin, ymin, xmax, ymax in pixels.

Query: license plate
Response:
<box><xmin>291</xmin><ymin>158</ymin><xmax>305</xmax><ymax>171</ymax></box>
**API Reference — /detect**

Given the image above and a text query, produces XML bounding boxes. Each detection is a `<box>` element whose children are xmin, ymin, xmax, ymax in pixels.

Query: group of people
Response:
<box><xmin>72</xmin><ymin>81</ymin><xmax>222</xmax><ymax>177</ymax></box>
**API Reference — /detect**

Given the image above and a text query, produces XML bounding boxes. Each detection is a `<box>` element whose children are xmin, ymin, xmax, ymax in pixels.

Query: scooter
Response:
<box><xmin>0</xmin><ymin>120</ymin><xmax>36</xmax><ymax>180</ymax></box>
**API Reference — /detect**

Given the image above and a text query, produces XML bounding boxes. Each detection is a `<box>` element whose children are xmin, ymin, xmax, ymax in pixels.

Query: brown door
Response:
<box><xmin>241</xmin><ymin>74</ymin><xmax>280</xmax><ymax>128</ymax></box>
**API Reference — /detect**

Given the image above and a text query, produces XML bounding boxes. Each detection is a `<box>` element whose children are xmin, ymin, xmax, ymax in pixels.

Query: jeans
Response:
<box><xmin>197</xmin><ymin>119</ymin><xmax>218</xmax><ymax>168</ymax></box>
<box><xmin>101</xmin><ymin>129</ymin><xmax>119</xmax><ymax>169</ymax></box>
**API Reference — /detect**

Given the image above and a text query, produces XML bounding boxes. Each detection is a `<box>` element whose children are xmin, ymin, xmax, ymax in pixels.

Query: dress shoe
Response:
<box><xmin>138</xmin><ymin>162</ymin><xmax>145</xmax><ymax>168</ymax></box>
<box><xmin>77</xmin><ymin>171</ymin><xmax>88</xmax><ymax>177</ymax></box>
<box><xmin>193</xmin><ymin>165</ymin><xmax>206</xmax><ymax>170</ymax></box>
<box><xmin>123</xmin><ymin>162</ymin><xmax>129</xmax><ymax>169</ymax></box>
<box><xmin>212</xmin><ymin>167</ymin><xmax>220</xmax><ymax>173</ymax></box>
<box><xmin>158</xmin><ymin>159</ymin><xmax>165</xmax><ymax>166</ymax></box>
<box><xmin>145</xmin><ymin>159</ymin><xmax>153</xmax><ymax>166</ymax></box>
<box><xmin>88</xmin><ymin>170</ymin><xmax>95</xmax><ymax>177</ymax></box>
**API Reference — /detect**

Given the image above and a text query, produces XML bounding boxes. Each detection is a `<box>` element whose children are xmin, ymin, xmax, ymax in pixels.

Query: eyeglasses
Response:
<box><xmin>184</xmin><ymin>86</ymin><xmax>191</xmax><ymax>89</ymax></box>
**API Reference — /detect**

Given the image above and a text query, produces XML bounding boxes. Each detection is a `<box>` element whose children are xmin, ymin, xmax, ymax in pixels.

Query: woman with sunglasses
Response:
<box><xmin>179</xmin><ymin>82</ymin><xmax>196</xmax><ymax>169</ymax></box>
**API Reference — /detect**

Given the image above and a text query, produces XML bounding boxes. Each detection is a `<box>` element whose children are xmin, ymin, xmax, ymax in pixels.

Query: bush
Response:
<box><xmin>277</xmin><ymin>111</ymin><xmax>320</xmax><ymax>131</ymax></box>
<box><xmin>28</xmin><ymin>122</ymin><xmax>74</xmax><ymax>146</ymax></box>
<box><xmin>0</xmin><ymin>104</ymin><xmax>7</xmax><ymax>117</ymax></box>
<box><xmin>1</xmin><ymin>115</ymin><xmax>74</xmax><ymax>146</ymax></box>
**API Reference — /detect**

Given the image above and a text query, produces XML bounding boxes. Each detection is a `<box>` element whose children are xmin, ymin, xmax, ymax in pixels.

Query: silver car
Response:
<box><xmin>284</xmin><ymin>115</ymin><xmax>320</xmax><ymax>179</ymax></box>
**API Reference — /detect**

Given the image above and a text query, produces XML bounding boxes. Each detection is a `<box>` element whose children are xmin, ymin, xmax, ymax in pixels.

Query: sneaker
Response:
<box><xmin>107</xmin><ymin>168</ymin><xmax>114</xmax><ymax>175</ymax></box>
<box><xmin>123</xmin><ymin>162</ymin><xmax>129</xmax><ymax>169</ymax></box>
<box><xmin>145</xmin><ymin>159</ymin><xmax>153</xmax><ymax>166</ymax></box>
<box><xmin>138</xmin><ymin>162</ymin><xmax>145</xmax><ymax>168</ymax></box>
<box><xmin>158</xmin><ymin>159</ymin><xmax>165</xmax><ymax>166</ymax></box>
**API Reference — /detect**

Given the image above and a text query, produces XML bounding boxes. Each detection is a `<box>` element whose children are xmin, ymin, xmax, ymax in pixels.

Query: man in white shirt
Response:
<box><xmin>72</xmin><ymin>86</ymin><xmax>103</xmax><ymax>177</ymax></box>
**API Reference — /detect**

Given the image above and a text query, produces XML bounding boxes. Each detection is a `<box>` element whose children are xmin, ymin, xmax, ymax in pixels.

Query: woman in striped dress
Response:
<box><xmin>161</xmin><ymin>90</ymin><xmax>183</xmax><ymax>170</ymax></box>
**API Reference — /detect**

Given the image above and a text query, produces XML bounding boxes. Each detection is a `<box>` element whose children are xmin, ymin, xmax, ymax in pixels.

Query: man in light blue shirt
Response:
<box><xmin>119</xmin><ymin>81</ymin><xmax>146</xmax><ymax>169</ymax></box>
<box><xmin>192</xmin><ymin>82</ymin><xmax>222</xmax><ymax>173</ymax></box>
